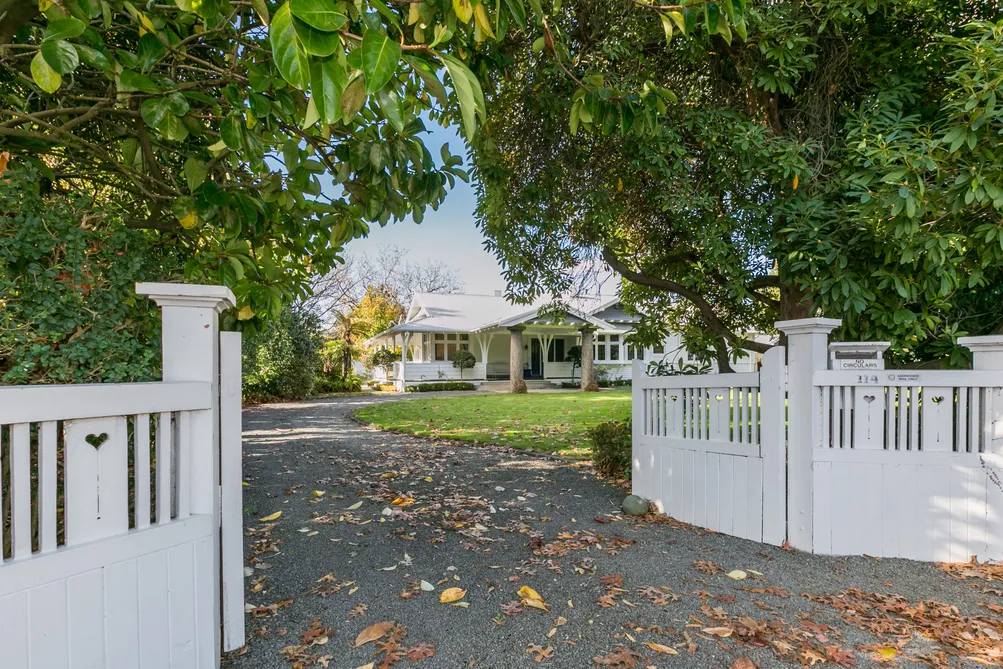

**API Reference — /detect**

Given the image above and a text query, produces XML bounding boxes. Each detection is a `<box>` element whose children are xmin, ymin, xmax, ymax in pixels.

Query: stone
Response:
<box><xmin>621</xmin><ymin>494</ymin><xmax>648</xmax><ymax>516</ymax></box>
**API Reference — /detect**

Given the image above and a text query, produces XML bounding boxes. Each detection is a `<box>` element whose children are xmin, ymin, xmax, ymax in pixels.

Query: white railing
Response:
<box><xmin>814</xmin><ymin>370</ymin><xmax>1001</xmax><ymax>453</ymax></box>
<box><xmin>634</xmin><ymin>371</ymin><xmax>762</xmax><ymax>453</ymax></box>
<box><xmin>0</xmin><ymin>384</ymin><xmax>211</xmax><ymax>561</ymax></box>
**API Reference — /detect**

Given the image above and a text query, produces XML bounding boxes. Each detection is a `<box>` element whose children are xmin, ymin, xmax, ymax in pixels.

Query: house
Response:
<box><xmin>365</xmin><ymin>291</ymin><xmax>762</xmax><ymax>391</ymax></box>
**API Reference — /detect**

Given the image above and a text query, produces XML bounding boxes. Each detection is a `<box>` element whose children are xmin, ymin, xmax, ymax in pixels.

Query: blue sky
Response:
<box><xmin>343</xmin><ymin>120</ymin><xmax>507</xmax><ymax>295</ymax></box>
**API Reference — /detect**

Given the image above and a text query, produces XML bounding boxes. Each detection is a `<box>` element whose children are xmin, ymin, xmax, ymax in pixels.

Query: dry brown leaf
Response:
<box><xmin>643</xmin><ymin>641</ymin><xmax>678</xmax><ymax>655</ymax></box>
<box><xmin>353</xmin><ymin>621</ymin><xmax>393</xmax><ymax>647</ymax></box>
<box><xmin>730</xmin><ymin>658</ymin><xmax>755</xmax><ymax>669</ymax></box>
<box><xmin>702</xmin><ymin>627</ymin><xmax>733</xmax><ymax>637</ymax></box>
<box><xmin>523</xmin><ymin>597</ymin><xmax>550</xmax><ymax>612</ymax></box>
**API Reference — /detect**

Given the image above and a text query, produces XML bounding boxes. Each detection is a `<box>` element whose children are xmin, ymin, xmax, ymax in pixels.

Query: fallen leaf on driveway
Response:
<box><xmin>420</xmin><ymin>580</ymin><xmax>435</xmax><ymax>591</ymax></box>
<box><xmin>643</xmin><ymin>641</ymin><xmax>678</xmax><ymax>655</ymax></box>
<box><xmin>730</xmin><ymin>658</ymin><xmax>755</xmax><ymax>669</ymax></box>
<box><xmin>726</xmin><ymin>570</ymin><xmax>748</xmax><ymax>580</ymax></box>
<box><xmin>346</xmin><ymin>501</ymin><xmax>363</xmax><ymax>510</ymax></box>
<box><xmin>353</xmin><ymin>621</ymin><xmax>393</xmax><ymax>647</ymax></box>
<box><xmin>527</xmin><ymin>644</ymin><xmax>554</xmax><ymax>662</ymax></box>
<box><xmin>519</xmin><ymin>585</ymin><xmax>545</xmax><ymax>602</ymax></box>
<box><xmin>259</xmin><ymin>511</ymin><xmax>282</xmax><ymax>522</ymax></box>
<box><xmin>702</xmin><ymin>627</ymin><xmax>734</xmax><ymax>637</ymax></box>
<box><xmin>440</xmin><ymin>587</ymin><xmax>466</xmax><ymax>603</ymax></box>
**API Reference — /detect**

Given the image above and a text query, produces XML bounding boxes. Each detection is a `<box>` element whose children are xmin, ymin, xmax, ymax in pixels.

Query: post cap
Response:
<box><xmin>958</xmin><ymin>335</ymin><xmax>1003</xmax><ymax>354</ymax></box>
<box><xmin>774</xmin><ymin>317</ymin><xmax>842</xmax><ymax>336</ymax></box>
<box><xmin>136</xmin><ymin>282</ymin><xmax>236</xmax><ymax>312</ymax></box>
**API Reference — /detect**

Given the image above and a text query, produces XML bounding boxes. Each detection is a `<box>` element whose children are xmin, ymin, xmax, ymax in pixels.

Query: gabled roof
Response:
<box><xmin>365</xmin><ymin>291</ymin><xmax>621</xmax><ymax>345</ymax></box>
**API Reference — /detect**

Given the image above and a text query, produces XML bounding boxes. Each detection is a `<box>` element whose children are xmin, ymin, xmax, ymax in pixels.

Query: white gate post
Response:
<box><xmin>137</xmin><ymin>282</ymin><xmax>235</xmax><ymax>665</ymax></box>
<box><xmin>959</xmin><ymin>335</ymin><xmax>1003</xmax><ymax>452</ymax></box>
<box><xmin>759</xmin><ymin>346</ymin><xmax>787</xmax><ymax>546</ymax></box>
<box><xmin>775</xmin><ymin>317</ymin><xmax>841</xmax><ymax>551</ymax></box>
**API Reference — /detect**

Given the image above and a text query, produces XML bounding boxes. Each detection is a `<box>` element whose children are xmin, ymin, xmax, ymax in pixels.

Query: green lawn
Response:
<box><xmin>353</xmin><ymin>391</ymin><xmax>631</xmax><ymax>457</ymax></box>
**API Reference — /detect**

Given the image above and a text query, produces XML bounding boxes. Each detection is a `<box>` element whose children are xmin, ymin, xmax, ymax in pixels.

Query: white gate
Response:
<box><xmin>811</xmin><ymin>369</ymin><xmax>1003</xmax><ymax>562</ymax></box>
<box><xmin>0</xmin><ymin>283</ymin><xmax>245</xmax><ymax>669</ymax></box>
<box><xmin>631</xmin><ymin>347</ymin><xmax>786</xmax><ymax>544</ymax></box>
<box><xmin>632</xmin><ymin>319</ymin><xmax>1003</xmax><ymax>562</ymax></box>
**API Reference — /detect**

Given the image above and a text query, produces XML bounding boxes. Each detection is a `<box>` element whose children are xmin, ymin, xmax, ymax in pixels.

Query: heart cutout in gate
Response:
<box><xmin>931</xmin><ymin>395</ymin><xmax>945</xmax><ymax>404</ymax></box>
<box><xmin>715</xmin><ymin>394</ymin><xmax>724</xmax><ymax>401</ymax></box>
<box><xmin>86</xmin><ymin>432</ymin><xmax>109</xmax><ymax>449</ymax></box>
<box><xmin>671</xmin><ymin>395</ymin><xmax>678</xmax><ymax>402</ymax></box>
<box><xmin>863</xmin><ymin>395</ymin><xmax>876</xmax><ymax>404</ymax></box>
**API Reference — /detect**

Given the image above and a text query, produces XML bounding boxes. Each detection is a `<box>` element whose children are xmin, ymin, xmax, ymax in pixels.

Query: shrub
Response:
<box><xmin>315</xmin><ymin>373</ymin><xmax>363</xmax><ymax>393</ymax></box>
<box><xmin>405</xmin><ymin>381</ymin><xmax>476</xmax><ymax>392</ymax></box>
<box><xmin>451</xmin><ymin>349</ymin><xmax>476</xmax><ymax>379</ymax></box>
<box><xmin>589</xmin><ymin>419</ymin><xmax>632</xmax><ymax>479</ymax></box>
<box><xmin>369</xmin><ymin>347</ymin><xmax>400</xmax><ymax>375</ymax></box>
<box><xmin>242</xmin><ymin>308</ymin><xmax>322</xmax><ymax>401</ymax></box>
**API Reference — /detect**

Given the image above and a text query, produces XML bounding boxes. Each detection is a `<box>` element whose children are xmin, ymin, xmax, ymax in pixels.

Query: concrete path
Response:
<box><xmin>226</xmin><ymin>394</ymin><xmax>998</xmax><ymax>669</ymax></box>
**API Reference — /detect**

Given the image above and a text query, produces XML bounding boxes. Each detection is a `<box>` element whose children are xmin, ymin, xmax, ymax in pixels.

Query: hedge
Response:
<box><xmin>405</xmin><ymin>381</ymin><xmax>477</xmax><ymax>392</ymax></box>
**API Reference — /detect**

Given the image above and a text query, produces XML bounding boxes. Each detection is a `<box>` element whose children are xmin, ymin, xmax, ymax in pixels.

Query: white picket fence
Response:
<box><xmin>0</xmin><ymin>284</ymin><xmax>245</xmax><ymax>669</ymax></box>
<box><xmin>632</xmin><ymin>319</ymin><xmax>1003</xmax><ymax>562</ymax></box>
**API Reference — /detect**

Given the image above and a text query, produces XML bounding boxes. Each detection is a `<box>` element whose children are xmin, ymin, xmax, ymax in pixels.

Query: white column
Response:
<box><xmin>399</xmin><ymin>333</ymin><xmax>411</xmax><ymax>391</ymax></box>
<box><xmin>960</xmin><ymin>335</ymin><xmax>1003</xmax><ymax>453</ymax></box>
<box><xmin>137</xmin><ymin>282</ymin><xmax>235</xmax><ymax>662</ymax></box>
<box><xmin>775</xmin><ymin>317</ymin><xmax>841</xmax><ymax>552</ymax></box>
<box><xmin>759</xmin><ymin>346</ymin><xmax>787</xmax><ymax>546</ymax></box>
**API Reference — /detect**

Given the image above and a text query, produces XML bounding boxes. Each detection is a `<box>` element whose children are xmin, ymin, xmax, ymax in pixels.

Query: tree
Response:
<box><xmin>370</xmin><ymin>347</ymin><xmax>399</xmax><ymax>376</ymax></box>
<box><xmin>565</xmin><ymin>345</ymin><xmax>581</xmax><ymax>381</ymax></box>
<box><xmin>473</xmin><ymin>1</ymin><xmax>1003</xmax><ymax>368</ymax></box>
<box><xmin>1</xmin><ymin>0</ymin><xmax>700</xmax><ymax>329</ymax></box>
<box><xmin>451</xmin><ymin>348</ymin><xmax>476</xmax><ymax>379</ymax></box>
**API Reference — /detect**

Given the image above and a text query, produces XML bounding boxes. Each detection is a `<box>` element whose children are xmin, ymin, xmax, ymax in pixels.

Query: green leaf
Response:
<box><xmin>30</xmin><ymin>52</ymin><xmax>62</xmax><ymax>93</ymax></box>
<box><xmin>340</xmin><ymin>76</ymin><xmax>366</xmax><ymax>122</ymax></box>
<box><xmin>250</xmin><ymin>0</ymin><xmax>270</xmax><ymax>24</ymax></box>
<box><xmin>376</xmin><ymin>88</ymin><xmax>404</xmax><ymax>133</ymax></box>
<box><xmin>74</xmin><ymin>43</ymin><xmax>110</xmax><ymax>70</ymax></box>
<box><xmin>221</xmin><ymin>113</ymin><xmax>245</xmax><ymax>150</ymax></box>
<box><xmin>440</xmin><ymin>53</ymin><xmax>486</xmax><ymax>142</ymax></box>
<box><xmin>141</xmin><ymin>97</ymin><xmax>170</xmax><ymax>128</ymax></box>
<box><xmin>160</xmin><ymin>113</ymin><xmax>188</xmax><ymax>141</ymax></box>
<box><xmin>361</xmin><ymin>31</ymin><xmax>401</xmax><ymax>95</ymax></box>
<box><xmin>704</xmin><ymin>3</ymin><xmax>720</xmax><ymax>33</ymax></box>
<box><xmin>119</xmin><ymin>69</ymin><xmax>160</xmax><ymax>93</ymax></box>
<box><xmin>311</xmin><ymin>56</ymin><xmax>347</xmax><ymax>125</ymax></box>
<box><xmin>409</xmin><ymin>59</ymin><xmax>447</xmax><ymax>107</ymax></box>
<box><xmin>184</xmin><ymin>157</ymin><xmax>208</xmax><ymax>193</ymax></box>
<box><xmin>167</xmin><ymin>91</ymin><xmax>190</xmax><ymax>116</ymax></box>
<box><xmin>289</xmin><ymin>0</ymin><xmax>347</xmax><ymax>31</ymax></box>
<box><xmin>41</xmin><ymin>39</ymin><xmax>80</xmax><ymax>74</ymax></box>
<box><xmin>270</xmin><ymin>3</ymin><xmax>311</xmax><ymax>90</ymax></box>
<box><xmin>658</xmin><ymin>13</ymin><xmax>673</xmax><ymax>45</ymax></box>
<box><xmin>294</xmin><ymin>17</ymin><xmax>341</xmax><ymax>56</ymax></box>
<box><xmin>44</xmin><ymin>17</ymin><xmax>86</xmax><ymax>40</ymax></box>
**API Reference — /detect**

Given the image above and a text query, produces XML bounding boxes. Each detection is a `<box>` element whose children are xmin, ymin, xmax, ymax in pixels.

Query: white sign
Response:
<box><xmin>835</xmin><ymin>358</ymin><xmax>883</xmax><ymax>370</ymax></box>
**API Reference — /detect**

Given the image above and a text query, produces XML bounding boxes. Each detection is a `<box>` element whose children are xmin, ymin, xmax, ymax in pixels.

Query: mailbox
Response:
<box><xmin>828</xmin><ymin>341</ymin><xmax>891</xmax><ymax>370</ymax></box>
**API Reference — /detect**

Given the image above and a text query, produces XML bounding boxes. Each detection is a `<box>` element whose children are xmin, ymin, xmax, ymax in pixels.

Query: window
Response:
<box><xmin>596</xmin><ymin>334</ymin><xmax>606</xmax><ymax>361</ymax></box>
<box><xmin>653</xmin><ymin>342</ymin><xmax>665</xmax><ymax>354</ymax></box>
<box><xmin>547</xmin><ymin>338</ymin><xmax>566</xmax><ymax>363</ymax></box>
<box><xmin>626</xmin><ymin>344</ymin><xmax>644</xmax><ymax>361</ymax></box>
<box><xmin>609</xmin><ymin>334</ymin><xmax>620</xmax><ymax>361</ymax></box>
<box><xmin>433</xmin><ymin>333</ymin><xmax>467</xmax><ymax>361</ymax></box>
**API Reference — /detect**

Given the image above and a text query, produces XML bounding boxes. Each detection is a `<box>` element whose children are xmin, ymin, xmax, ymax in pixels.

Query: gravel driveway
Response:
<box><xmin>225</xmin><ymin>394</ymin><xmax>1000</xmax><ymax>669</ymax></box>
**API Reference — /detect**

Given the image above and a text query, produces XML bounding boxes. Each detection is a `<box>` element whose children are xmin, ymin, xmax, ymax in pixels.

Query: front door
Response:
<box><xmin>530</xmin><ymin>338</ymin><xmax>543</xmax><ymax>377</ymax></box>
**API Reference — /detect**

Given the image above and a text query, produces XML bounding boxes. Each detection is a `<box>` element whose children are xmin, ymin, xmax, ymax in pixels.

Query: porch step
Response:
<box><xmin>478</xmin><ymin>379</ymin><xmax>564</xmax><ymax>392</ymax></box>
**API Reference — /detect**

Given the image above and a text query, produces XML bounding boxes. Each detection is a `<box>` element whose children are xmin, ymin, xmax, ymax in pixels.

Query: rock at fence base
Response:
<box><xmin>621</xmin><ymin>494</ymin><xmax>648</xmax><ymax>516</ymax></box>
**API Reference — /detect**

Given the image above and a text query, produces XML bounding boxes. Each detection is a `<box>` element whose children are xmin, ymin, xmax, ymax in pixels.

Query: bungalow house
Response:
<box><xmin>366</xmin><ymin>291</ymin><xmax>762</xmax><ymax>391</ymax></box>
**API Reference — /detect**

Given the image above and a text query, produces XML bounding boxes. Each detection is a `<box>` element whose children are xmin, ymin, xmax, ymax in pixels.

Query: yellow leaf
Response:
<box><xmin>138</xmin><ymin>11</ymin><xmax>156</xmax><ymax>35</ymax></box>
<box><xmin>312</xmin><ymin>490</ymin><xmax>326</xmax><ymax>498</ymax></box>
<box><xmin>644</xmin><ymin>642</ymin><xmax>678</xmax><ymax>655</ymax></box>
<box><xmin>452</xmin><ymin>0</ymin><xmax>472</xmax><ymax>23</ymax></box>
<box><xmin>407</xmin><ymin>2</ymin><xmax>420</xmax><ymax>25</ymax></box>
<box><xmin>702</xmin><ymin>627</ymin><xmax>733</xmax><ymax>637</ymax></box>
<box><xmin>346</xmin><ymin>501</ymin><xmax>364</xmax><ymax>510</ymax></box>
<box><xmin>38</xmin><ymin>0</ymin><xmax>52</xmax><ymax>10</ymax></box>
<box><xmin>617</xmin><ymin>178</ymin><xmax>623</xmax><ymax>192</ymax></box>
<box><xmin>424</xmin><ymin>477</ymin><xmax>433</xmax><ymax>482</ymax></box>
<box><xmin>439</xmin><ymin>587</ymin><xmax>466</xmax><ymax>603</ymax></box>
<box><xmin>179</xmin><ymin>209</ymin><xmax>200</xmax><ymax>229</ymax></box>
<box><xmin>473</xmin><ymin>3</ymin><xmax>494</xmax><ymax>38</ymax></box>
<box><xmin>0</xmin><ymin>151</ymin><xmax>10</xmax><ymax>177</ymax></box>
<box><xmin>237</xmin><ymin>305</ymin><xmax>255</xmax><ymax>321</ymax></box>
<box><xmin>874</xmin><ymin>647</ymin><xmax>897</xmax><ymax>660</ymax></box>
<box><xmin>792</xmin><ymin>173</ymin><xmax>799</xmax><ymax>190</ymax></box>
<box><xmin>518</xmin><ymin>585</ymin><xmax>544</xmax><ymax>602</ymax></box>
<box><xmin>392</xmin><ymin>497</ymin><xmax>415</xmax><ymax>507</ymax></box>
<box><xmin>522</xmin><ymin>597</ymin><xmax>549</xmax><ymax>612</ymax></box>
<box><xmin>726</xmin><ymin>569</ymin><xmax>747</xmax><ymax>580</ymax></box>
<box><xmin>353</xmin><ymin>621</ymin><xmax>393</xmax><ymax>647</ymax></box>
<box><xmin>259</xmin><ymin>511</ymin><xmax>282</xmax><ymax>522</ymax></box>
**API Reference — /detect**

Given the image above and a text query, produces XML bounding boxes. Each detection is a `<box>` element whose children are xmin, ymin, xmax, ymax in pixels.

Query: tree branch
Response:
<box><xmin>601</xmin><ymin>245</ymin><xmax>771</xmax><ymax>354</ymax></box>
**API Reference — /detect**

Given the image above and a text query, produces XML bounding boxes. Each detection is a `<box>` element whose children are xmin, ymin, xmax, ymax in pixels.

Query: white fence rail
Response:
<box><xmin>632</xmin><ymin>321</ymin><xmax>1003</xmax><ymax>562</ymax></box>
<box><xmin>0</xmin><ymin>284</ymin><xmax>244</xmax><ymax>669</ymax></box>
